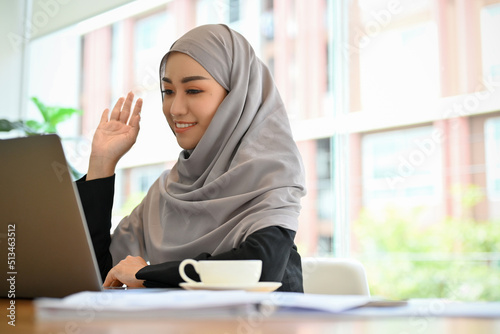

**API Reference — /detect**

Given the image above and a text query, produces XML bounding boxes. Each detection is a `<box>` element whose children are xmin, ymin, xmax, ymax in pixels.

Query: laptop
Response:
<box><xmin>0</xmin><ymin>134</ymin><xmax>103</xmax><ymax>298</ymax></box>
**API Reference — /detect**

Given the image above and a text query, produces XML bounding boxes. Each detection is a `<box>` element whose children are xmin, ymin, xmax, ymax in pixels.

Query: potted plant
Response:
<box><xmin>0</xmin><ymin>97</ymin><xmax>83</xmax><ymax>178</ymax></box>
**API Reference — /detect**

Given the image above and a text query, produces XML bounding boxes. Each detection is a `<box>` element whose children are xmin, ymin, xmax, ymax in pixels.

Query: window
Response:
<box><xmin>362</xmin><ymin>126</ymin><xmax>443</xmax><ymax>209</ymax></box>
<box><xmin>359</xmin><ymin>22</ymin><xmax>440</xmax><ymax>111</ymax></box>
<box><xmin>485</xmin><ymin>117</ymin><xmax>500</xmax><ymax>202</ymax></box>
<box><xmin>349</xmin><ymin>0</ymin><xmax>500</xmax><ymax>301</ymax></box>
<box><xmin>481</xmin><ymin>4</ymin><xmax>500</xmax><ymax>81</ymax></box>
<box><xmin>316</xmin><ymin>138</ymin><xmax>333</xmax><ymax>254</ymax></box>
<box><xmin>229</xmin><ymin>0</ymin><xmax>240</xmax><ymax>23</ymax></box>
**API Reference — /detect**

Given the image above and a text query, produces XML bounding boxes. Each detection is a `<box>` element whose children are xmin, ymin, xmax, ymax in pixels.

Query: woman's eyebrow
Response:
<box><xmin>162</xmin><ymin>76</ymin><xmax>210</xmax><ymax>84</ymax></box>
<box><xmin>182</xmin><ymin>75</ymin><xmax>210</xmax><ymax>83</ymax></box>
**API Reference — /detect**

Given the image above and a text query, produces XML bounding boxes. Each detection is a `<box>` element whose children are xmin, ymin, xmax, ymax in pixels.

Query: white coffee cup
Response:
<box><xmin>179</xmin><ymin>259</ymin><xmax>262</xmax><ymax>286</ymax></box>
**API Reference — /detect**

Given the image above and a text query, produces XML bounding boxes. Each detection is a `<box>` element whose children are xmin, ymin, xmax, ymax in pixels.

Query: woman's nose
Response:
<box><xmin>169</xmin><ymin>93</ymin><xmax>187</xmax><ymax>116</ymax></box>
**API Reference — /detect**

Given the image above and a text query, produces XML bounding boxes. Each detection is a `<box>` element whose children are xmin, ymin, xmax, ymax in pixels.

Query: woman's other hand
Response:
<box><xmin>87</xmin><ymin>92</ymin><xmax>142</xmax><ymax>180</ymax></box>
<box><xmin>103</xmin><ymin>255</ymin><xmax>148</xmax><ymax>288</ymax></box>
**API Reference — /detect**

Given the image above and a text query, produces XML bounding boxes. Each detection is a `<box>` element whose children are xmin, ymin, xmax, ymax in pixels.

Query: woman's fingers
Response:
<box><xmin>109</xmin><ymin>97</ymin><xmax>125</xmax><ymax>121</ymax></box>
<box><xmin>130</xmin><ymin>98</ymin><xmax>143</xmax><ymax>129</ymax></box>
<box><xmin>110</xmin><ymin>280</ymin><xmax>124</xmax><ymax>288</ymax></box>
<box><xmin>99</xmin><ymin>108</ymin><xmax>110</xmax><ymax>124</ymax></box>
<box><xmin>103</xmin><ymin>268</ymin><xmax>124</xmax><ymax>287</ymax></box>
<box><xmin>107</xmin><ymin>92</ymin><xmax>139</xmax><ymax>124</ymax></box>
<box><xmin>132</xmin><ymin>97</ymin><xmax>143</xmax><ymax>118</ymax></box>
<box><xmin>102</xmin><ymin>270</ymin><xmax>116</xmax><ymax>287</ymax></box>
<box><xmin>102</xmin><ymin>256</ymin><xmax>147</xmax><ymax>288</ymax></box>
<box><xmin>119</xmin><ymin>92</ymin><xmax>135</xmax><ymax>123</ymax></box>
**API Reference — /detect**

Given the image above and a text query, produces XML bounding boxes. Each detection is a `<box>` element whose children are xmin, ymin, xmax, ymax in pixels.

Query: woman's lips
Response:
<box><xmin>174</xmin><ymin>122</ymin><xmax>197</xmax><ymax>133</ymax></box>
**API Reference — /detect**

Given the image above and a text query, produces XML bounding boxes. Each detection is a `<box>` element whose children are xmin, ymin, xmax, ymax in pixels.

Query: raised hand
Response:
<box><xmin>87</xmin><ymin>92</ymin><xmax>142</xmax><ymax>180</ymax></box>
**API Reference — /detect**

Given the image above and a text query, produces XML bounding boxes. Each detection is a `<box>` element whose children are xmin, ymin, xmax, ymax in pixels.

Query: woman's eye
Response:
<box><xmin>162</xmin><ymin>89</ymin><xmax>173</xmax><ymax>96</ymax></box>
<box><xmin>186</xmin><ymin>89</ymin><xmax>202</xmax><ymax>95</ymax></box>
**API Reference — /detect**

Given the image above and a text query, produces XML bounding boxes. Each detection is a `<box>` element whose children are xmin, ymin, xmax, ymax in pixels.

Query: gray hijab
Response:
<box><xmin>110</xmin><ymin>24</ymin><xmax>306</xmax><ymax>264</ymax></box>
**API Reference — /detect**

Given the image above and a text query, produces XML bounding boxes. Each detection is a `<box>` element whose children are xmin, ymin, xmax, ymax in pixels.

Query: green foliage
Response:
<box><xmin>359</xmin><ymin>253</ymin><xmax>500</xmax><ymax>301</ymax></box>
<box><xmin>1</xmin><ymin>97</ymin><xmax>83</xmax><ymax>178</ymax></box>
<box><xmin>353</xmin><ymin>188</ymin><xmax>500</xmax><ymax>301</ymax></box>
<box><xmin>0</xmin><ymin>97</ymin><xmax>82</xmax><ymax>135</ymax></box>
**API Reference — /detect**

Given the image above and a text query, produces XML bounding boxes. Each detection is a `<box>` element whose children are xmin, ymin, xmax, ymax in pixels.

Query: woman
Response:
<box><xmin>77</xmin><ymin>24</ymin><xmax>306</xmax><ymax>292</ymax></box>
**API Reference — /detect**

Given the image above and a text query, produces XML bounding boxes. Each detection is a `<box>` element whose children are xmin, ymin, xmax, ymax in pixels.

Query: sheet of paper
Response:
<box><xmin>35</xmin><ymin>290</ymin><xmax>371</xmax><ymax>320</ymax></box>
<box><xmin>35</xmin><ymin>290</ymin><xmax>500</xmax><ymax>321</ymax></box>
<box><xmin>341</xmin><ymin>298</ymin><xmax>500</xmax><ymax>318</ymax></box>
<box><xmin>263</xmin><ymin>293</ymin><xmax>371</xmax><ymax>313</ymax></box>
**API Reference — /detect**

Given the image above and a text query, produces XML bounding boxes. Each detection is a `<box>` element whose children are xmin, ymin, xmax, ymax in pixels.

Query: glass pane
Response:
<box><xmin>349</xmin><ymin>0</ymin><xmax>500</xmax><ymax>301</ymax></box>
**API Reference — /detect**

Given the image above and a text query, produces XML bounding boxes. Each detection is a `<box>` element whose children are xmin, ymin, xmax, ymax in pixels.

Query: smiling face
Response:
<box><xmin>162</xmin><ymin>52</ymin><xmax>228</xmax><ymax>150</ymax></box>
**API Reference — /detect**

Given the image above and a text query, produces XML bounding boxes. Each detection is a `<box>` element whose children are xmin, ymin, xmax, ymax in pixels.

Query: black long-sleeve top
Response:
<box><xmin>76</xmin><ymin>175</ymin><xmax>303</xmax><ymax>292</ymax></box>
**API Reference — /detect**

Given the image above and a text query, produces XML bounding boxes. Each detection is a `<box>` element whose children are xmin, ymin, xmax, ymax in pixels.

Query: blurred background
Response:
<box><xmin>1</xmin><ymin>0</ymin><xmax>499</xmax><ymax>301</ymax></box>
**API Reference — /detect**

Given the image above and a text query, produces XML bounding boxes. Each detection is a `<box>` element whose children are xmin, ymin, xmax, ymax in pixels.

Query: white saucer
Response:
<box><xmin>179</xmin><ymin>282</ymin><xmax>282</xmax><ymax>292</ymax></box>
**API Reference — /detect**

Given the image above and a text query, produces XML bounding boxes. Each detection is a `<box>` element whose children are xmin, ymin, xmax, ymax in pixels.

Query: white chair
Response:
<box><xmin>301</xmin><ymin>257</ymin><xmax>370</xmax><ymax>296</ymax></box>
